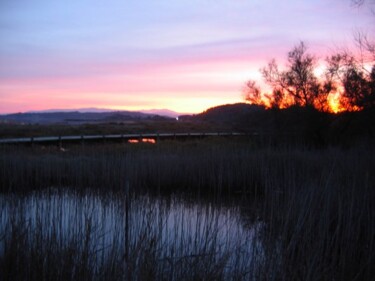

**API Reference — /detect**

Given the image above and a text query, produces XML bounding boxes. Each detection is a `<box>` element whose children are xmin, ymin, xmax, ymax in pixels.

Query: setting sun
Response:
<box><xmin>327</xmin><ymin>93</ymin><xmax>345</xmax><ymax>113</ymax></box>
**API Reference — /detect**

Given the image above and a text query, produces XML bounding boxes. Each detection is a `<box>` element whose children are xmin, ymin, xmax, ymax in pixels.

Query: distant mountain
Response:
<box><xmin>25</xmin><ymin>107</ymin><xmax>187</xmax><ymax>118</ymax></box>
<box><xmin>25</xmin><ymin>108</ymin><xmax>184</xmax><ymax>118</ymax></box>
<box><xmin>0</xmin><ymin>110</ymin><xmax>173</xmax><ymax>124</ymax></box>
<box><xmin>0</xmin><ymin>103</ymin><xmax>268</xmax><ymax>127</ymax></box>
<box><xmin>139</xmin><ymin>109</ymin><xmax>181</xmax><ymax>118</ymax></box>
<box><xmin>26</xmin><ymin>108</ymin><xmax>115</xmax><ymax>113</ymax></box>
<box><xmin>0</xmin><ymin>107</ymin><xmax>185</xmax><ymax>124</ymax></box>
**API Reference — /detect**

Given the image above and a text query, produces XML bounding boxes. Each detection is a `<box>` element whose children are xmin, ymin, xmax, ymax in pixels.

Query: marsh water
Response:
<box><xmin>0</xmin><ymin>189</ymin><xmax>264</xmax><ymax>279</ymax></box>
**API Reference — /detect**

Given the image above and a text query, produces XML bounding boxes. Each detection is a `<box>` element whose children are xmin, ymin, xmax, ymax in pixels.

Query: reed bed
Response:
<box><xmin>0</xmin><ymin>139</ymin><xmax>374</xmax><ymax>280</ymax></box>
<box><xmin>257</xmin><ymin>146</ymin><xmax>375</xmax><ymax>280</ymax></box>
<box><xmin>0</xmin><ymin>190</ymin><xmax>261</xmax><ymax>281</ymax></box>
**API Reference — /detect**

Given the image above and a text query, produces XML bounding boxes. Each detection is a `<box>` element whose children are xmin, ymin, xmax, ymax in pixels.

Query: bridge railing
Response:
<box><xmin>0</xmin><ymin>132</ymin><xmax>252</xmax><ymax>145</ymax></box>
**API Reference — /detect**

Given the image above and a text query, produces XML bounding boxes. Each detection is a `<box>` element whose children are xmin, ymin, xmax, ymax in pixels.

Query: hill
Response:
<box><xmin>197</xmin><ymin>103</ymin><xmax>264</xmax><ymax>122</ymax></box>
<box><xmin>191</xmin><ymin>103</ymin><xmax>375</xmax><ymax>146</ymax></box>
<box><xmin>191</xmin><ymin>103</ymin><xmax>273</xmax><ymax>132</ymax></box>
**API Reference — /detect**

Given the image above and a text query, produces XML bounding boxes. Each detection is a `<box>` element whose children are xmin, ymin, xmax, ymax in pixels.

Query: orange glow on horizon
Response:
<box><xmin>247</xmin><ymin>91</ymin><xmax>362</xmax><ymax>114</ymax></box>
<box><xmin>1</xmin><ymin>55</ymin><xmax>367</xmax><ymax>115</ymax></box>
<box><xmin>327</xmin><ymin>91</ymin><xmax>363</xmax><ymax>113</ymax></box>
<box><xmin>327</xmin><ymin>93</ymin><xmax>345</xmax><ymax>113</ymax></box>
<box><xmin>0</xmin><ymin>55</ymin><xmax>260</xmax><ymax>115</ymax></box>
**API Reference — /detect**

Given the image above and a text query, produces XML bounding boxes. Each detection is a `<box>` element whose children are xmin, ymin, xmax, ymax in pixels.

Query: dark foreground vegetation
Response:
<box><xmin>1</xmin><ymin>135</ymin><xmax>374</xmax><ymax>280</ymax></box>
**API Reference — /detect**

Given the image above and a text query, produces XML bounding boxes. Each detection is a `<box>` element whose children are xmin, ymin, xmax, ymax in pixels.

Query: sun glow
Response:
<box><xmin>327</xmin><ymin>89</ymin><xmax>364</xmax><ymax>113</ymax></box>
<box><xmin>327</xmin><ymin>93</ymin><xmax>345</xmax><ymax>113</ymax></box>
<box><xmin>247</xmin><ymin>90</ymin><xmax>357</xmax><ymax>114</ymax></box>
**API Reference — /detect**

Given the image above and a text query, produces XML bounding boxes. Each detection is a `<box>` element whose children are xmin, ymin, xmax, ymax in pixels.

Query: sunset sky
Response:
<box><xmin>0</xmin><ymin>0</ymin><xmax>373</xmax><ymax>114</ymax></box>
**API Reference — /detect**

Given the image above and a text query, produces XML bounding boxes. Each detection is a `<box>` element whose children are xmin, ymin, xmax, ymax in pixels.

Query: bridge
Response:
<box><xmin>0</xmin><ymin>132</ymin><xmax>254</xmax><ymax>145</ymax></box>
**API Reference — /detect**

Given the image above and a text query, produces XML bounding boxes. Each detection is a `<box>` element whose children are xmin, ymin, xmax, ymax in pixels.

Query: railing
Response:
<box><xmin>0</xmin><ymin>132</ymin><xmax>252</xmax><ymax>145</ymax></box>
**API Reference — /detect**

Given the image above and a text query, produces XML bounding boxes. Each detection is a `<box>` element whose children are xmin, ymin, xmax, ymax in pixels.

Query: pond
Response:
<box><xmin>0</xmin><ymin>189</ymin><xmax>264</xmax><ymax>280</ymax></box>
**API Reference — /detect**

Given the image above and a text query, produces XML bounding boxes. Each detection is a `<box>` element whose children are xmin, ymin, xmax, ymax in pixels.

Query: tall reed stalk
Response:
<box><xmin>0</xmin><ymin>139</ymin><xmax>374</xmax><ymax>280</ymax></box>
<box><xmin>0</xmin><ymin>190</ymin><xmax>258</xmax><ymax>280</ymax></box>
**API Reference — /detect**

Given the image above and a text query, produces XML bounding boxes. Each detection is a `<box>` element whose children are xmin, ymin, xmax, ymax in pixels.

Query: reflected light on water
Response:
<box><xmin>128</xmin><ymin>138</ymin><xmax>156</xmax><ymax>144</ymax></box>
<box><xmin>142</xmin><ymin>138</ymin><xmax>156</xmax><ymax>143</ymax></box>
<box><xmin>0</xmin><ymin>189</ymin><xmax>264</xmax><ymax>278</ymax></box>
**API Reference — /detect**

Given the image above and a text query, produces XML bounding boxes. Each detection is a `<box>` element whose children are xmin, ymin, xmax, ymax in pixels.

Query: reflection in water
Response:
<box><xmin>128</xmin><ymin>138</ymin><xmax>156</xmax><ymax>144</ymax></box>
<box><xmin>0</xmin><ymin>189</ymin><xmax>264</xmax><ymax>279</ymax></box>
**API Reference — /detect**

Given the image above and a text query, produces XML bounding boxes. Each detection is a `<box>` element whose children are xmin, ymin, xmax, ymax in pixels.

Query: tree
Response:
<box><xmin>351</xmin><ymin>0</ymin><xmax>375</xmax><ymax>7</ymax></box>
<box><xmin>244</xmin><ymin>80</ymin><xmax>263</xmax><ymax>106</ymax></box>
<box><xmin>326</xmin><ymin>51</ymin><xmax>375</xmax><ymax>110</ymax></box>
<box><xmin>245</xmin><ymin>42</ymin><xmax>334</xmax><ymax>111</ymax></box>
<box><xmin>351</xmin><ymin>0</ymin><xmax>375</xmax><ymax>60</ymax></box>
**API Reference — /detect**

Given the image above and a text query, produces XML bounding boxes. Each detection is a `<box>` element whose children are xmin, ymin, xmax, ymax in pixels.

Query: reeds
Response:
<box><xmin>0</xmin><ymin>139</ymin><xmax>374</xmax><ymax>280</ymax></box>
<box><xmin>0</xmin><ymin>190</ymin><xmax>259</xmax><ymax>281</ymax></box>
<box><xmin>255</xmin><ymin>146</ymin><xmax>375</xmax><ymax>280</ymax></box>
<box><xmin>0</xmin><ymin>139</ymin><xmax>264</xmax><ymax>196</ymax></box>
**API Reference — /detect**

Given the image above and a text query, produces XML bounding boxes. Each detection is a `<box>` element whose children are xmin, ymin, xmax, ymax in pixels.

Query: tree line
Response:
<box><xmin>244</xmin><ymin>41</ymin><xmax>375</xmax><ymax>112</ymax></box>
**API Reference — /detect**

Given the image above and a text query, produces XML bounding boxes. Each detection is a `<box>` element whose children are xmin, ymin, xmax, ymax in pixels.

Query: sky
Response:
<box><xmin>0</xmin><ymin>0</ymin><xmax>373</xmax><ymax>114</ymax></box>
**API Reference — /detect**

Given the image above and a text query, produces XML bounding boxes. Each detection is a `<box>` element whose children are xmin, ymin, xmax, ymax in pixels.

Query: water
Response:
<box><xmin>0</xmin><ymin>189</ymin><xmax>264</xmax><ymax>279</ymax></box>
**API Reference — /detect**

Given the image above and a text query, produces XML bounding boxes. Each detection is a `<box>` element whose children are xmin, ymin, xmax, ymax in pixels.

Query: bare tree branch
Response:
<box><xmin>354</xmin><ymin>30</ymin><xmax>375</xmax><ymax>63</ymax></box>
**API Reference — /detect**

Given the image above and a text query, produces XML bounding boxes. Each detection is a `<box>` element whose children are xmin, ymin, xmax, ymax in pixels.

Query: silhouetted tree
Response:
<box><xmin>326</xmin><ymin>51</ymin><xmax>375</xmax><ymax>110</ymax></box>
<box><xmin>245</xmin><ymin>42</ymin><xmax>334</xmax><ymax>111</ymax></box>
<box><xmin>244</xmin><ymin>80</ymin><xmax>263</xmax><ymax>105</ymax></box>
<box><xmin>352</xmin><ymin>0</ymin><xmax>375</xmax><ymax>6</ymax></box>
<box><xmin>351</xmin><ymin>1</ymin><xmax>375</xmax><ymax>60</ymax></box>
